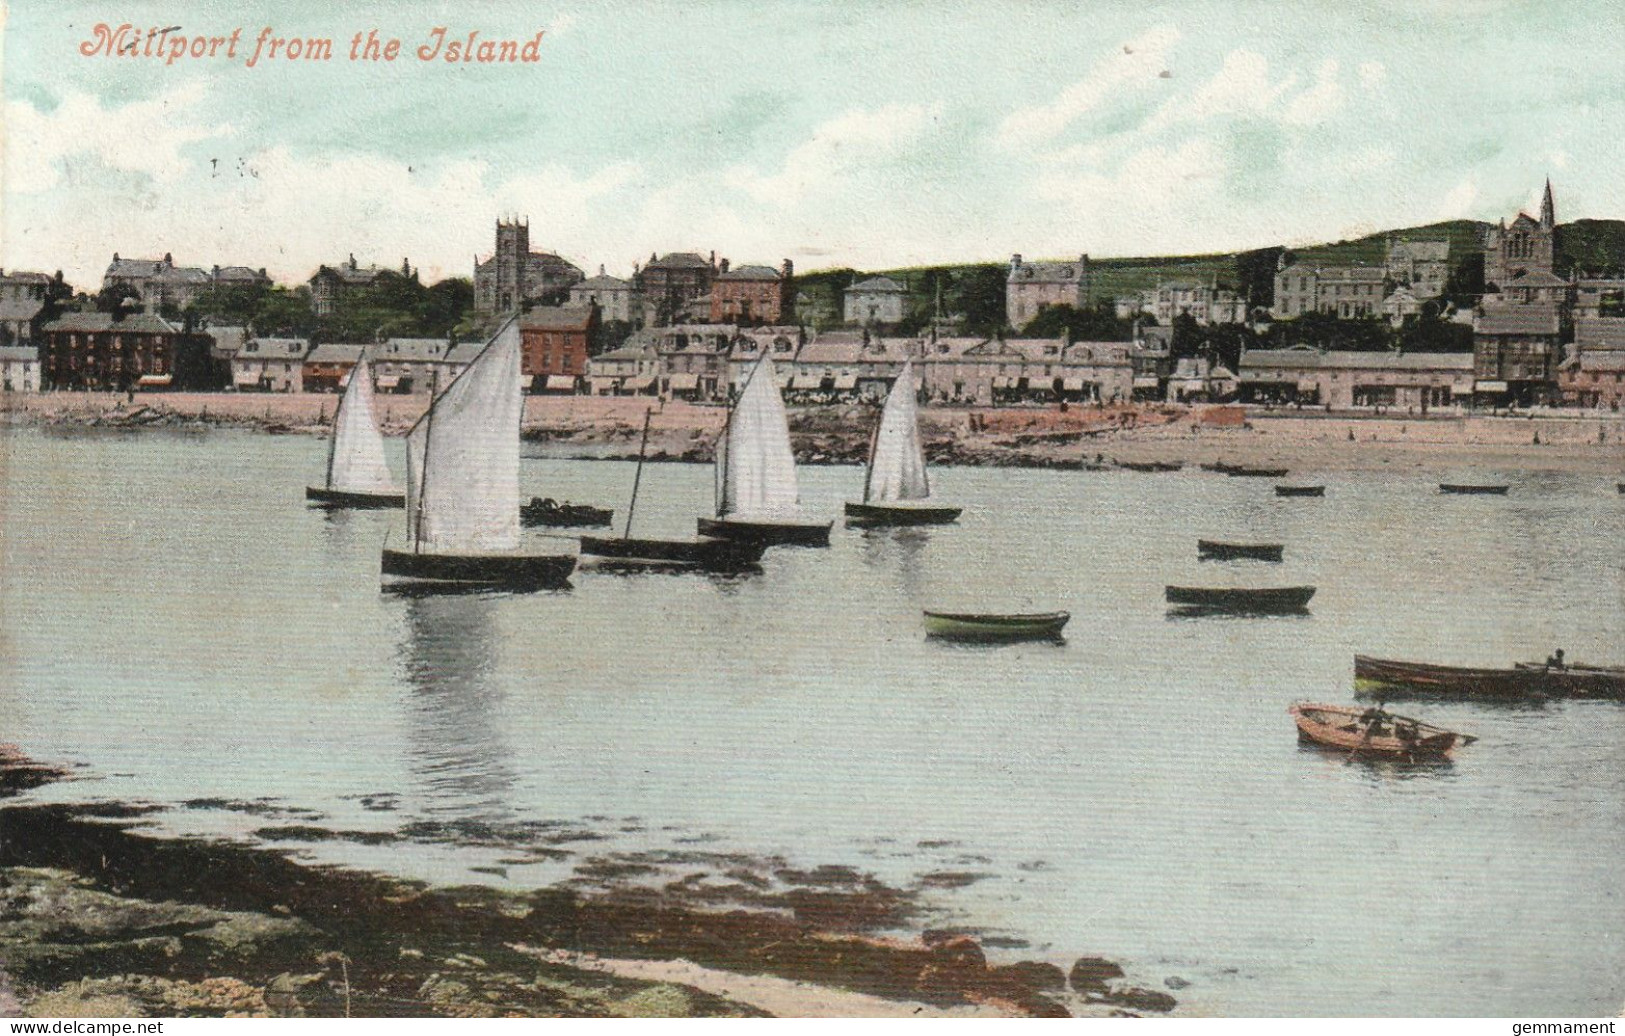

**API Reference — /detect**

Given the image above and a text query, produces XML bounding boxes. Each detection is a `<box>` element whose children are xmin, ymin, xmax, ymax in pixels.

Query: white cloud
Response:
<box><xmin>994</xmin><ymin>24</ymin><xmax>1181</xmax><ymax>150</ymax></box>
<box><xmin>1141</xmin><ymin>49</ymin><xmax>1294</xmax><ymax>135</ymax></box>
<box><xmin>1439</xmin><ymin>179</ymin><xmax>1478</xmax><ymax>219</ymax></box>
<box><xmin>726</xmin><ymin>103</ymin><xmax>942</xmax><ymax>206</ymax></box>
<box><xmin>1281</xmin><ymin>60</ymin><xmax>1345</xmax><ymax>126</ymax></box>
<box><xmin>1358</xmin><ymin>61</ymin><xmax>1387</xmax><ymax>90</ymax></box>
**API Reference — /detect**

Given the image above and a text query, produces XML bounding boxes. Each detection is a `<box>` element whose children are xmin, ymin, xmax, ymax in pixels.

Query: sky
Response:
<box><xmin>3</xmin><ymin>0</ymin><xmax>1624</xmax><ymax>289</ymax></box>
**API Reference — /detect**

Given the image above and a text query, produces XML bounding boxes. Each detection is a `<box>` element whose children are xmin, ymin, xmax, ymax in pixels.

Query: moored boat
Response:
<box><xmin>307</xmin><ymin>356</ymin><xmax>405</xmax><ymax>508</ymax></box>
<box><xmin>1439</xmin><ymin>483</ymin><xmax>1509</xmax><ymax>495</ymax></box>
<box><xmin>1512</xmin><ymin>660</ymin><xmax>1625</xmax><ymax>697</ymax></box>
<box><xmin>579</xmin><ymin>534</ymin><xmax>765</xmax><ymax>572</ymax></box>
<box><xmin>521</xmin><ymin>497</ymin><xmax>614</xmax><ymax>527</ymax></box>
<box><xmin>1165</xmin><ymin>585</ymin><xmax>1315</xmax><ymax>613</ymax></box>
<box><xmin>1225</xmin><ymin>466</ymin><xmax>1290</xmax><ymax>478</ymax></box>
<box><xmin>1118</xmin><ymin>460</ymin><xmax>1184</xmax><ymax>472</ymax></box>
<box><xmin>1288</xmin><ymin>703</ymin><xmax>1475</xmax><ymax>760</ymax></box>
<box><xmin>1197</xmin><ymin>539</ymin><xmax>1284</xmax><ymax>562</ymax></box>
<box><xmin>700</xmin><ymin>354</ymin><xmax>832</xmax><ymax>547</ymax></box>
<box><xmin>1275</xmin><ymin>485</ymin><xmax>1325</xmax><ymax>497</ymax></box>
<box><xmin>382</xmin><ymin>317</ymin><xmax>575</xmax><ymax>592</ymax></box>
<box><xmin>844</xmin><ymin>358</ymin><xmax>962</xmax><ymax>527</ymax></box>
<box><xmin>1354</xmin><ymin>654</ymin><xmax>1533</xmax><ymax>698</ymax></box>
<box><xmin>923</xmin><ymin>610</ymin><xmax>1069</xmax><ymax>641</ymax></box>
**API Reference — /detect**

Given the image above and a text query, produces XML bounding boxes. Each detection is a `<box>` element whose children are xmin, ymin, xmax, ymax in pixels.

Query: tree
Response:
<box><xmin>1443</xmin><ymin>253</ymin><xmax>1485</xmax><ymax>307</ymax></box>
<box><xmin>1396</xmin><ymin>312</ymin><xmax>1473</xmax><ymax>353</ymax></box>
<box><xmin>95</xmin><ymin>283</ymin><xmax>140</xmax><ymax>313</ymax></box>
<box><xmin>1020</xmin><ymin>304</ymin><xmax>1134</xmax><ymax>342</ymax></box>
<box><xmin>1272</xmin><ymin>311</ymin><xmax>1390</xmax><ymax>351</ymax></box>
<box><xmin>949</xmin><ymin>265</ymin><xmax>1009</xmax><ymax>336</ymax></box>
<box><xmin>1234</xmin><ymin>247</ymin><xmax>1285</xmax><ymax>311</ymax></box>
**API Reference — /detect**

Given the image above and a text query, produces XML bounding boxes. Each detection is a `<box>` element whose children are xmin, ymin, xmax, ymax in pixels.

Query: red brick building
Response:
<box><xmin>710</xmin><ymin>261</ymin><xmax>794</xmax><ymax>326</ymax></box>
<box><xmin>520</xmin><ymin>305</ymin><xmax>598</xmax><ymax>391</ymax></box>
<box><xmin>39</xmin><ymin>310</ymin><xmax>215</xmax><ymax>391</ymax></box>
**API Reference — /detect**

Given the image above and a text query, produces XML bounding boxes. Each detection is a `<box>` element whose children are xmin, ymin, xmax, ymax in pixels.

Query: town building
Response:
<box><xmin>1272</xmin><ymin>261</ymin><xmax>1386</xmax><ymax>319</ymax></box>
<box><xmin>473</xmin><ymin>219</ymin><xmax>584</xmax><ymax>314</ymax></box>
<box><xmin>1381</xmin><ymin>287</ymin><xmax>1424</xmax><ymax>326</ymax></box>
<box><xmin>0</xmin><ymin>270</ymin><xmax>56</xmax><ymax>346</ymax></box>
<box><xmin>568</xmin><ymin>267</ymin><xmax>640</xmax><ymax>325</ymax></box>
<box><xmin>232</xmin><ymin>337</ymin><xmax>310</xmax><ymax>393</ymax></box>
<box><xmin>301</xmin><ymin>342</ymin><xmax>370</xmax><ymax>393</ymax></box>
<box><xmin>1472</xmin><ymin>303</ymin><xmax>1563</xmax><ymax>403</ymax></box>
<box><xmin>1007</xmin><ymin>254</ymin><xmax>1089</xmax><ymax>330</ymax></box>
<box><xmin>650</xmin><ymin>323</ymin><xmax>733</xmax><ymax>400</ymax></box>
<box><xmin>1558</xmin><ymin>317</ymin><xmax>1625</xmax><ymax>409</ymax></box>
<box><xmin>1384</xmin><ymin>238</ymin><xmax>1450</xmax><ymax>299</ymax></box>
<box><xmin>710</xmin><ymin>261</ymin><xmax>794</xmax><ymax>326</ymax></box>
<box><xmin>308</xmin><ymin>256</ymin><xmax>408</xmax><ymax>316</ymax></box>
<box><xmin>1574</xmin><ymin>280</ymin><xmax>1625</xmax><ymax>320</ymax></box>
<box><xmin>586</xmin><ymin>332</ymin><xmax>661</xmax><ymax>396</ymax></box>
<box><xmin>1484</xmin><ymin>180</ymin><xmax>1557</xmax><ymax>292</ymax></box>
<box><xmin>371</xmin><ymin>337</ymin><xmax>456</xmax><ymax>394</ymax></box>
<box><xmin>1238</xmin><ymin>347</ymin><xmax>1475</xmax><ymax>409</ymax></box>
<box><xmin>103</xmin><ymin>255</ymin><xmax>268</xmax><ymax>311</ymax></box>
<box><xmin>636</xmin><ymin>252</ymin><xmax>720</xmax><ymax>327</ymax></box>
<box><xmin>1130</xmin><ymin>326</ymin><xmax>1174</xmax><ymax>400</ymax></box>
<box><xmin>39</xmin><ymin>310</ymin><xmax>215</xmax><ymax>391</ymax></box>
<box><xmin>843</xmin><ymin>275</ymin><xmax>908</xmax><ymax>326</ymax></box>
<box><xmin>0</xmin><ymin>345</ymin><xmax>40</xmax><ymax>392</ymax></box>
<box><xmin>1151</xmin><ymin>281</ymin><xmax>1248</xmax><ymax>325</ymax></box>
<box><xmin>520</xmin><ymin>305</ymin><xmax>598</xmax><ymax>391</ymax></box>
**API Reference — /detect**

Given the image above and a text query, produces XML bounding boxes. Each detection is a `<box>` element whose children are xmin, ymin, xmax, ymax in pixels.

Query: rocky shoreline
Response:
<box><xmin>0</xmin><ymin>749</ymin><xmax>1173</xmax><ymax>1019</ymax></box>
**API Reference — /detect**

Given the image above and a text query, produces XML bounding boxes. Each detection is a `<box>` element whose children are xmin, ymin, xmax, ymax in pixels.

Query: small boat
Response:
<box><xmin>1616</xmin><ymin>483</ymin><xmax>1623</xmax><ymax>494</ymax></box>
<box><xmin>1275</xmin><ymin>485</ymin><xmax>1325</xmax><ymax>497</ymax></box>
<box><xmin>521</xmin><ymin>497</ymin><xmax>613</xmax><ymax>527</ymax></box>
<box><xmin>1439</xmin><ymin>483</ymin><xmax>1509</xmax><ymax>495</ymax></box>
<box><xmin>1358</xmin><ymin>654</ymin><xmax>1625</xmax><ymax>700</ymax></box>
<box><xmin>1118</xmin><ymin>460</ymin><xmax>1184</xmax><ymax>472</ymax></box>
<box><xmin>924</xmin><ymin>610</ymin><xmax>1069</xmax><ymax>642</ymax></box>
<box><xmin>1165</xmin><ymin>585</ymin><xmax>1315</xmax><ymax>613</ymax></box>
<box><xmin>1512</xmin><ymin>660</ymin><xmax>1625</xmax><ymax>698</ymax></box>
<box><xmin>845</xmin><ymin>359</ymin><xmax>962</xmax><ymax>527</ymax></box>
<box><xmin>699</xmin><ymin>355</ymin><xmax>832</xmax><ymax>547</ymax></box>
<box><xmin>306</xmin><ymin>356</ymin><xmax>405</xmax><ymax>508</ymax></box>
<box><xmin>1197</xmin><ymin>540</ymin><xmax>1284</xmax><ymax>562</ymax></box>
<box><xmin>580</xmin><ymin>410</ymin><xmax>766</xmax><ymax>573</ymax></box>
<box><xmin>1199</xmin><ymin>461</ymin><xmax>1237</xmax><ymax>473</ymax></box>
<box><xmin>1225</xmin><ymin>466</ymin><xmax>1289</xmax><ymax>478</ymax></box>
<box><xmin>382</xmin><ymin>318</ymin><xmax>575</xmax><ymax>592</ymax></box>
<box><xmin>1288</xmin><ymin>703</ymin><xmax>1475</xmax><ymax>761</ymax></box>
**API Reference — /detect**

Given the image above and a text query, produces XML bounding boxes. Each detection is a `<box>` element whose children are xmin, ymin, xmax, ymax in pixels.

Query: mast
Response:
<box><xmin>862</xmin><ymin>409</ymin><xmax>881</xmax><ymax>504</ymax></box>
<box><xmin>624</xmin><ymin>408</ymin><xmax>653</xmax><ymax>538</ymax></box>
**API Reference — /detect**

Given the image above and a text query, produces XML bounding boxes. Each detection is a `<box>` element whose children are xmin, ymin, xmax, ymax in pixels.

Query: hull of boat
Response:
<box><xmin>1288</xmin><ymin>703</ymin><xmax>1468</xmax><ymax>760</ymax></box>
<box><xmin>579</xmin><ymin>535</ymin><xmax>765</xmax><ymax>571</ymax></box>
<box><xmin>520</xmin><ymin>498</ymin><xmax>614</xmax><ymax>528</ymax></box>
<box><xmin>1511</xmin><ymin>662</ymin><xmax>1625</xmax><ymax>698</ymax></box>
<box><xmin>924</xmin><ymin>610</ymin><xmax>1069</xmax><ymax>641</ymax></box>
<box><xmin>1275</xmin><ymin>485</ymin><xmax>1325</xmax><ymax>497</ymax></box>
<box><xmin>697</xmin><ymin>516</ymin><xmax>832</xmax><ymax>547</ymax></box>
<box><xmin>1119</xmin><ymin>462</ymin><xmax>1184</xmax><ymax>472</ymax></box>
<box><xmin>1353</xmin><ymin>654</ymin><xmax>1535</xmax><ymax>698</ymax></box>
<box><xmin>306</xmin><ymin>486</ymin><xmax>405</xmax><ymax>508</ymax></box>
<box><xmin>844</xmin><ymin>501</ymin><xmax>963</xmax><ymax>526</ymax></box>
<box><xmin>1439</xmin><ymin>484</ymin><xmax>1508</xmax><ymax>495</ymax></box>
<box><xmin>1166</xmin><ymin>585</ymin><xmax>1315</xmax><ymax>612</ymax></box>
<box><xmin>1226</xmin><ymin>467</ymin><xmax>1289</xmax><ymax>478</ymax></box>
<box><xmin>1197</xmin><ymin>540</ymin><xmax>1284</xmax><ymax>562</ymax></box>
<box><xmin>381</xmin><ymin>548</ymin><xmax>575</xmax><ymax>590</ymax></box>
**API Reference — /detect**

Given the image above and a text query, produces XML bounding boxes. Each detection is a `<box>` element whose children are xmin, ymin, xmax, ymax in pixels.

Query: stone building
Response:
<box><xmin>39</xmin><ymin>310</ymin><xmax>214</xmax><ymax>391</ymax></box>
<box><xmin>1272</xmin><ymin>262</ymin><xmax>1386</xmax><ymax>319</ymax></box>
<box><xmin>371</xmin><ymin>337</ymin><xmax>456</xmax><ymax>394</ymax></box>
<box><xmin>1238</xmin><ymin>347</ymin><xmax>1474</xmax><ymax>409</ymax></box>
<box><xmin>519</xmin><ymin>305</ymin><xmax>598</xmax><ymax>390</ymax></box>
<box><xmin>843</xmin><ymin>276</ymin><xmax>908</xmax><ymax>326</ymax></box>
<box><xmin>0</xmin><ymin>345</ymin><xmax>40</xmax><ymax>392</ymax></box>
<box><xmin>1473</xmin><ymin>303</ymin><xmax>1562</xmax><ymax>402</ymax></box>
<box><xmin>473</xmin><ymin>219</ymin><xmax>584</xmax><ymax>314</ymax></box>
<box><xmin>231</xmin><ymin>336</ymin><xmax>310</xmax><ymax>393</ymax></box>
<box><xmin>636</xmin><ymin>252</ymin><xmax>719</xmax><ymax>327</ymax></box>
<box><xmin>308</xmin><ymin>256</ymin><xmax>405</xmax><ymax>316</ymax></box>
<box><xmin>586</xmin><ymin>333</ymin><xmax>661</xmax><ymax>396</ymax></box>
<box><xmin>0</xmin><ymin>270</ymin><xmax>56</xmax><ymax>346</ymax></box>
<box><xmin>568</xmin><ymin>267</ymin><xmax>640</xmax><ymax>326</ymax></box>
<box><xmin>301</xmin><ymin>342</ymin><xmax>370</xmax><ymax>393</ymax></box>
<box><xmin>1484</xmin><ymin>180</ymin><xmax>1557</xmax><ymax>292</ymax></box>
<box><xmin>103</xmin><ymin>254</ymin><xmax>210</xmax><ymax>310</ymax></box>
<box><xmin>1384</xmin><ymin>238</ymin><xmax>1450</xmax><ymax>299</ymax></box>
<box><xmin>1558</xmin><ymin>317</ymin><xmax>1625</xmax><ymax>408</ymax></box>
<box><xmin>651</xmin><ymin>323</ymin><xmax>733</xmax><ymax>400</ymax></box>
<box><xmin>710</xmin><ymin>261</ymin><xmax>794</xmax><ymax>326</ymax></box>
<box><xmin>1006</xmin><ymin>254</ymin><xmax>1088</xmax><ymax>329</ymax></box>
<box><xmin>1151</xmin><ymin>281</ymin><xmax>1248</xmax><ymax>325</ymax></box>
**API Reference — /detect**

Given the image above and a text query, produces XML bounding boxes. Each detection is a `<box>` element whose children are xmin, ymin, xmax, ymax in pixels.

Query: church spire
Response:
<box><xmin>1540</xmin><ymin>177</ymin><xmax>1555</xmax><ymax>230</ymax></box>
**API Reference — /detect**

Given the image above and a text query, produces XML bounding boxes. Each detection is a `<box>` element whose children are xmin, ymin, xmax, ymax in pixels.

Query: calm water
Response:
<box><xmin>3</xmin><ymin>426</ymin><xmax>1623</xmax><ymax>1016</ymax></box>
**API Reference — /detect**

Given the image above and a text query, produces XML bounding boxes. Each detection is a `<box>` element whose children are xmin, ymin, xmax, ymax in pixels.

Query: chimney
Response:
<box><xmin>781</xmin><ymin>259</ymin><xmax>793</xmax><ymax>279</ymax></box>
<box><xmin>719</xmin><ymin>258</ymin><xmax>730</xmax><ymax>274</ymax></box>
<box><xmin>348</xmin><ymin>253</ymin><xmax>357</xmax><ymax>270</ymax></box>
<box><xmin>598</xmin><ymin>264</ymin><xmax>605</xmax><ymax>276</ymax></box>
<box><xmin>163</xmin><ymin>252</ymin><xmax>173</xmax><ymax>266</ymax></box>
<box><xmin>212</xmin><ymin>265</ymin><xmax>221</xmax><ymax>278</ymax></box>
<box><xmin>1010</xmin><ymin>253</ymin><xmax>1023</xmax><ymax>273</ymax></box>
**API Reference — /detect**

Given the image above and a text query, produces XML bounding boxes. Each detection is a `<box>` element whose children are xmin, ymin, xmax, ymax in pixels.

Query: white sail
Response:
<box><xmin>719</xmin><ymin>355</ymin><xmax>800</xmax><ymax>518</ymax></box>
<box><xmin>865</xmin><ymin>359</ymin><xmax>931</xmax><ymax>502</ymax></box>
<box><xmin>326</xmin><ymin>356</ymin><xmax>398</xmax><ymax>494</ymax></box>
<box><xmin>405</xmin><ymin>319</ymin><xmax>523</xmax><ymax>554</ymax></box>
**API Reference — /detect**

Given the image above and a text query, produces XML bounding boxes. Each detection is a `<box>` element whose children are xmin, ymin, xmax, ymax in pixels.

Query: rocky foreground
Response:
<box><xmin>0</xmin><ymin>748</ymin><xmax>1173</xmax><ymax>1019</ymax></box>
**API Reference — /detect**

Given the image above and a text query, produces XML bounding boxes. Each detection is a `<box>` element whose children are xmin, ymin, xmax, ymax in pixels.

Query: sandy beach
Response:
<box><xmin>4</xmin><ymin>391</ymin><xmax>1624</xmax><ymax>475</ymax></box>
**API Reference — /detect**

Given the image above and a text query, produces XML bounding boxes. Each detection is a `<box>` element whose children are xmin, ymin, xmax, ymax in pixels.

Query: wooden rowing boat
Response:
<box><xmin>579</xmin><ymin>534</ymin><xmax>765</xmax><ymax>572</ymax></box>
<box><xmin>1275</xmin><ymin>485</ymin><xmax>1325</xmax><ymax>497</ymax></box>
<box><xmin>1165</xmin><ymin>585</ymin><xmax>1315</xmax><ymax>612</ymax></box>
<box><xmin>1225</xmin><ymin>466</ymin><xmax>1289</xmax><ymax>478</ymax></box>
<box><xmin>923</xmin><ymin>610</ymin><xmax>1069</xmax><ymax>641</ymax></box>
<box><xmin>1439</xmin><ymin>483</ymin><xmax>1509</xmax><ymax>495</ymax></box>
<box><xmin>1510</xmin><ymin>661</ymin><xmax>1625</xmax><ymax>697</ymax></box>
<box><xmin>1118</xmin><ymin>461</ymin><xmax>1184</xmax><ymax>472</ymax></box>
<box><xmin>1197</xmin><ymin>539</ymin><xmax>1284</xmax><ymax>562</ymax></box>
<box><xmin>1288</xmin><ymin>703</ymin><xmax>1475</xmax><ymax>760</ymax></box>
<box><xmin>1353</xmin><ymin>654</ymin><xmax>1625</xmax><ymax>700</ymax></box>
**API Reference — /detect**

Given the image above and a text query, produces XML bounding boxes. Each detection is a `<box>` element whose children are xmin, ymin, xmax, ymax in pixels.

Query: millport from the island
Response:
<box><xmin>2</xmin><ymin>177</ymin><xmax>1623</xmax><ymax>1019</ymax></box>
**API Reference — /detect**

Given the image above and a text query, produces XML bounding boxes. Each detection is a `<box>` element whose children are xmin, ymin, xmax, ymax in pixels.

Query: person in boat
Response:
<box><xmin>1546</xmin><ymin>648</ymin><xmax>1566</xmax><ymax>670</ymax></box>
<box><xmin>1358</xmin><ymin>707</ymin><xmax>1389</xmax><ymax>738</ymax></box>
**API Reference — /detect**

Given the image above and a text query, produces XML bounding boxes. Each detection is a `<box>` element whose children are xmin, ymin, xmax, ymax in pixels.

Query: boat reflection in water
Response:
<box><xmin>396</xmin><ymin>593</ymin><xmax>517</xmax><ymax>821</ymax></box>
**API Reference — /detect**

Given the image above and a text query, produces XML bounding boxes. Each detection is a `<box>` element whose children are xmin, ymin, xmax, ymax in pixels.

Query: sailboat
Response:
<box><xmin>381</xmin><ymin>318</ymin><xmax>576</xmax><ymax>591</ymax></box>
<box><xmin>580</xmin><ymin>409</ymin><xmax>767</xmax><ymax>572</ymax></box>
<box><xmin>306</xmin><ymin>356</ymin><xmax>405</xmax><ymax>507</ymax></box>
<box><xmin>844</xmin><ymin>359</ymin><xmax>960</xmax><ymax>526</ymax></box>
<box><xmin>696</xmin><ymin>354</ymin><xmax>832</xmax><ymax>547</ymax></box>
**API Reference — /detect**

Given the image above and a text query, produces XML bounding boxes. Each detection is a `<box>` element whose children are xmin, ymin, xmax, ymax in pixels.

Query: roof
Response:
<box><xmin>0</xmin><ymin>271</ymin><xmax>53</xmax><ymax>285</ymax></box>
<box><xmin>1009</xmin><ymin>259</ymin><xmax>1085</xmax><ymax>283</ymax></box>
<box><xmin>0</xmin><ymin>345</ymin><xmax>39</xmax><ymax>362</ymax></box>
<box><xmin>378</xmin><ymin>337</ymin><xmax>452</xmax><ymax>362</ymax></box>
<box><xmin>152</xmin><ymin>266</ymin><xmax>210</xmax><ymax>284</ymax></box>
<box><xmin>43</xmin><ymin>312</ymin><xmax>181</xmax><ymax>334</ymax></box>
<box><xmin>521</xmin><ymin>306</ymin><xmax>596</xmax><ymax>332</ymax></box>
<box><xmin>1475</xmin><ymin>305</ymin><xmax>1561</xmax><ymax>336</ymax></box>
<box><xmin>305</xmin><ymin>342</ymin><xmax>368</xmax><ymax>365</ymax></box>
<box><xmin>1574</xmin><ymin>317</ymin><xmax>1625</xmax><ymax>351</ymax></box>
<box><xmin>1240</xmin><ymin>348</ymin><xmax>1325</xmax><ymax>369</ymax></box>
<box><xmin>1505</xmin><ymin>270</ymin><xmax>1569</xmax><ymax>288</ymax></box>
<box><xmin>213</xmin><ymin>266</ymin><xmax>269</xmax><ymax>282</ymax></box>
<box><xmin>715</xmin><ymin>264</ymin><xmax>782</xmax><ymax>281</ymax></box>
<box><xmin>1241</xmin><ymin>347</ymin><xmax>1474</xmax><ymax>372</ymax></box>
<box><xmin>572</xmin><ymin>274</ymin><xmax>633</xmax><ymax>291</ymax></box>
<box><xmin>445</xmin><ymin>341</ymin><xmax>485</xmax><ymax>365</ymax></box>
<box><xmin>206</xmin><ymin>325</ymin><xmax>248</xmax><ymax>358</ymax></box>
<box><xmin>796</xmin><ymin>335</ymin><xmax>864</xmax><ymax>364</ymax></box>
<box><xmin>592</xmin><ymin>342</ymin><xmax>658</xmax><ymax>361</ymax></box>
<box><xmin>239</xmin><ymin>337</ymin><xmax>310</xmax><ymax>360</ymax></box>
<box><xmin>0</xmin><ymin>297</ymin><xmax>45</xmax><ymax>321</ymax></box>
<box><xmin>847</xmin><ymin>276</ymin><xmax>905</xmax><ymax>294</ymax></box>
<box><xmin>1578</xmin><ymin>349</ymin><xmax>1625</xmax><ymax>372</ymax></box>
<box><xmin>1063</xmin><ymin>340</ymin><xmax>1132</xmax><ymax>365</ymax></box>
<box><xmin>105</xmin><ymin>257</ymin><xmax>171</xmax><ymax>278</ymax></box>
<box><xmin>311</xmin><ymin>263</ymin><xmax>385</xmax><ymax>285</ymax></box>
<box><xmin>647</xmin><ymin>252</ymin><xmax>711</xmax><ymax>269</ymax></box>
